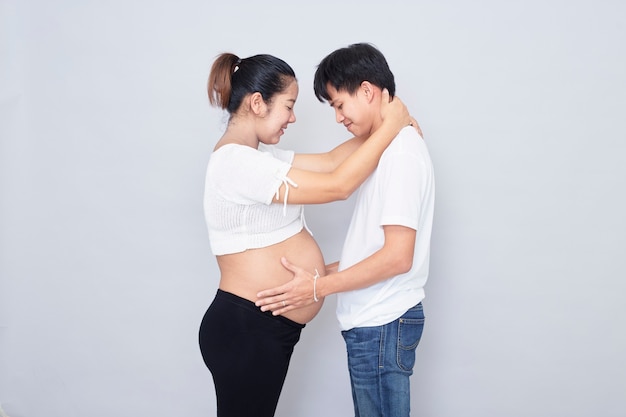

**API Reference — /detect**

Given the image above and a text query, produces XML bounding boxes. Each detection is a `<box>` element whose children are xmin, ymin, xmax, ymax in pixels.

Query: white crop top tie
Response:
<box><xmin>203</xmin><ymin>143</ymin><xmax>311</xmax><ymax>256</ymax></box>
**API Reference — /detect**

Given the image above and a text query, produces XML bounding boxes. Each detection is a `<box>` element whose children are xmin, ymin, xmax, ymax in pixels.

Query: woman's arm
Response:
<box><xmin>290</xmin><ymin>137</ymin><xmax>365</xmax><ymax>173</ymax></box>
<box><xmin>274</xmin><ymin>90</ymin><xmax>411</xmax><ymax>205</ymax></box>
<box><xmin>291</xmin><ymin>113</ymin><xmax>421</xmax><ymax>174</ymax></box>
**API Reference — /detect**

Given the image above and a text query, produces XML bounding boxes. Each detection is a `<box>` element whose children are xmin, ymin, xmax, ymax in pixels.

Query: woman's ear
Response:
<box><xmin>249</xmin><ymin>92</ymin><xmax>267</xmax><ymax>116</ymax></box>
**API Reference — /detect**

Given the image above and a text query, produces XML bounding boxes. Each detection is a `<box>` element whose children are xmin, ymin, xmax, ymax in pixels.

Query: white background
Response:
<box><xmin>1</xmin><ymin>0</ymin><xmax>625</xmax><ymax>416</ymax></box>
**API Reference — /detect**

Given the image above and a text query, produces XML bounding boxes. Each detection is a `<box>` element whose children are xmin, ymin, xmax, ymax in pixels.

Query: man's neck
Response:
<box><xmin>365</xmin><ymin>106</ymin><xmax>384</xmax><ymax>137</ymax></box>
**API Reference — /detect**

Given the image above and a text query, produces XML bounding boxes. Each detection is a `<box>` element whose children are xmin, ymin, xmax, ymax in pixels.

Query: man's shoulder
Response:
<box><xmin>385</xmin><ymin>127</ymin><xmax>431</xmax><ymax>158</ymax></box>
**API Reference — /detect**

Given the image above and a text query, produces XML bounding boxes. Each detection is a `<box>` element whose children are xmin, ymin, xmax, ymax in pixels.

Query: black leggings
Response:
<box><xmin>199</xmin><ymin>289</ymin><xmax>305</xmax><ymax>417</ymax></box>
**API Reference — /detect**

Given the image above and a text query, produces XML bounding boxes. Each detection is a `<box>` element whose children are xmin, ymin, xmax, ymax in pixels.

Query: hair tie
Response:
<box><xmin>233</xmin><ymin>58</ymin><xmax>242</xmax><ymax>73</ymax></box>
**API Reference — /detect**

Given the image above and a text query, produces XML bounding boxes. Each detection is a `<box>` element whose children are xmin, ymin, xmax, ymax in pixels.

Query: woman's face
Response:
<box><xmin>257</xmin><ymin>79</ymin><xmax>298</xmax><ymax>145</ymax></box>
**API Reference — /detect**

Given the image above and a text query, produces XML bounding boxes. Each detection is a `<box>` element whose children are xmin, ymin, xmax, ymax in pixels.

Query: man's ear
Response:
<box><xmin>360</xmin><ymin>81</ymin><xmax>377</xmax><ymax>103</ymax></box>
<box><xmin>249</xmin><ymin>92</ymin><xmax>267</xmax><ymax>116</ymax></box>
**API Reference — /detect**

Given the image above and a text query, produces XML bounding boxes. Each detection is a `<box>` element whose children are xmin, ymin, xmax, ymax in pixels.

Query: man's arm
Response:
<box><xmin>255</xmin><ymin>225</ymin><xmax>416</xmax><ymax>315</ymax></box>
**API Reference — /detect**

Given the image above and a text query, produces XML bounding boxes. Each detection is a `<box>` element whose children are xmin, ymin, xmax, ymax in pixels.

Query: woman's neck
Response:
<box><xmin>215</xmin><ymin>119</ymin><xmax>259</xmax><ymax>151</ymax></box>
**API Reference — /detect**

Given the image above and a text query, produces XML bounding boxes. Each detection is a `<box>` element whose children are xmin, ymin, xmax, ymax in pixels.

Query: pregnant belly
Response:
<box><xmin>216</xmin><ymin>230</ymin><xmax>326</xmax><ymax>324</ymax></box>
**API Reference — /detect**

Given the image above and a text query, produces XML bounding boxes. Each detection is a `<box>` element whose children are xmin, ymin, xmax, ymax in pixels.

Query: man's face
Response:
<box><xmin>326</xmin><ymin>83</ymin><xmax>375</xmax><ymax>138</ymax></box>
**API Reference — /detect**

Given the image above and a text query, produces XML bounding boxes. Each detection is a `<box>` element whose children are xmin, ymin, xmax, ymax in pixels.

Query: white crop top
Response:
<box><xmin>203</xmin><ymin>143</ymin><xmax>308</xmax><ymax>255</ymax></box>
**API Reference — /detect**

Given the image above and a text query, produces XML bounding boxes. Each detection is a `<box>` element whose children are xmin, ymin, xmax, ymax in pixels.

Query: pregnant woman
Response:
<box><xmin>198</xmin><ymin>52</ymin><xmax>413</xmax><ymax>417</ymax></box>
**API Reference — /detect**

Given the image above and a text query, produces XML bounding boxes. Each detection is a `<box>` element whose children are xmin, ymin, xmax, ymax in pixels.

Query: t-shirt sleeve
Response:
<box><xmin>210</xmin><ymin>145</ymin><xmax>294</xmax><ymax>205</ymax></box>
<box><xmin>259</xmin><ymin>143</ymin><xmax>295</xmax><ymax>164</ymax></box>
<box><xmin>379</xmin><ymin>150</ymin><xmax>430</xmax><ymax>230</ymax></box>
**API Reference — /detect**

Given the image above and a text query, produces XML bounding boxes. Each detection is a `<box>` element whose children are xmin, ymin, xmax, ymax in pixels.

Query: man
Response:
<box><xmin>256</xmin><ymin>43</ymin><xmax>435</xmax><ymax>417</ymax></box>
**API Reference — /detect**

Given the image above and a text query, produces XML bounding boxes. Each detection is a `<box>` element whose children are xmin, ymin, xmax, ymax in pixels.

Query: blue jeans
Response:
<box><xmin>341</xmin><ymin>303</ymin><xmax>425</xmax><ymax>417</ymax></box>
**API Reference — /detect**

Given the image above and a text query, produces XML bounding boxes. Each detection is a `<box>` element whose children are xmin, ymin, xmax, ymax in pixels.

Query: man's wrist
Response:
<box><xmin>313</xmin><ymin>268</ymin><xmax>320</xmax><ymax>302</ymax></box>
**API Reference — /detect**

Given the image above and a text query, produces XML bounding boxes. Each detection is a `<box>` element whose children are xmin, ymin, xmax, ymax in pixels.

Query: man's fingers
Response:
<box><xmin>259</xmin><ymin>299</ymin><xmax>284</xmax><ymax>312</ymax></box>
<box><xmin>269</xmin><ymin>305</ymin><xmax>292</xmax><ymax>316</ymax></box>
<box><xmin>256</xmin><ymin>283</ymin><xmax>289</xmax><ymax>301</ymax></box>
<box><xmin>256</xmin><ymin>288</ymin><xmax>279</xmax><ymax>299</ymax></box>
<box><xmin>259</xmin><ymin>298</ymin><xmax>297</xmax><ymax>315</ymax></box>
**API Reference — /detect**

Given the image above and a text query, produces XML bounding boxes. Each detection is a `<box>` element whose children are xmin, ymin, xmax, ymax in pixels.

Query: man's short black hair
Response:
<box><xmin>313</xmin><ymin>43</ymin><xmax>396</xmax><ymax>102</ymax></box>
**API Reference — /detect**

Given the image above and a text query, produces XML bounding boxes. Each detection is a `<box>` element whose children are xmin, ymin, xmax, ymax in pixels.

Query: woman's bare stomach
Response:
<box><xmin>216</xmin><ymin>230</ymin><xmax>325</xmax><ymax>324</ymax></box>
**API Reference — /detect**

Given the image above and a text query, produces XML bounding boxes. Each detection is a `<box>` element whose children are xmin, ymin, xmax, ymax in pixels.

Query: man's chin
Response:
<box><xmin>350</xmin><ymin>129</ymin><xmax>369</xmax><ymax>140</ymax></box>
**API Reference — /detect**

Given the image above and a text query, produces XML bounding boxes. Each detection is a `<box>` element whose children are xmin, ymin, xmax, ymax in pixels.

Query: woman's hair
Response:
<box><xmin>313</xmin><ymin>43</ymin><xmax>395</xmax><ymax>102</ymax></box>
<box><xmin>207</xmin><ymin>53</ymin><xmax>296</xmax><ymax>114</ymax></box>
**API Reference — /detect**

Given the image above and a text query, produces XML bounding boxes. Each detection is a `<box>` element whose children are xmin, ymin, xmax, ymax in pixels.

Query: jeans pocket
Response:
<box><xmin>396</xmin><ymin>314</ymin><xmax>424</xmax><ymax>372</ymax></box>
<box><xmin>342</xmin><ymin>327</ymin><xmax>382</xmax><ymax>376</ymax></box>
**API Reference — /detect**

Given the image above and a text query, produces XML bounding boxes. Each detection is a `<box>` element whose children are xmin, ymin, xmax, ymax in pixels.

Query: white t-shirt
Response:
<box><xmin>203</xmin><ymin>143</ymin><xmax>306</xmax><ymax>255</ymax></box>
<box><xmin>336</xmin><ymin>126</ymin><xmax>435</xmax><ymax>330</ymax></box>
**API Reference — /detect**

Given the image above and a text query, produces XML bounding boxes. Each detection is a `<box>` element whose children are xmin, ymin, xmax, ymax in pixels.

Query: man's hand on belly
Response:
<box><xmin>255</xmin><ymin>257</ymin><xmax>320</xmax><ymax>315</ymax></box>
